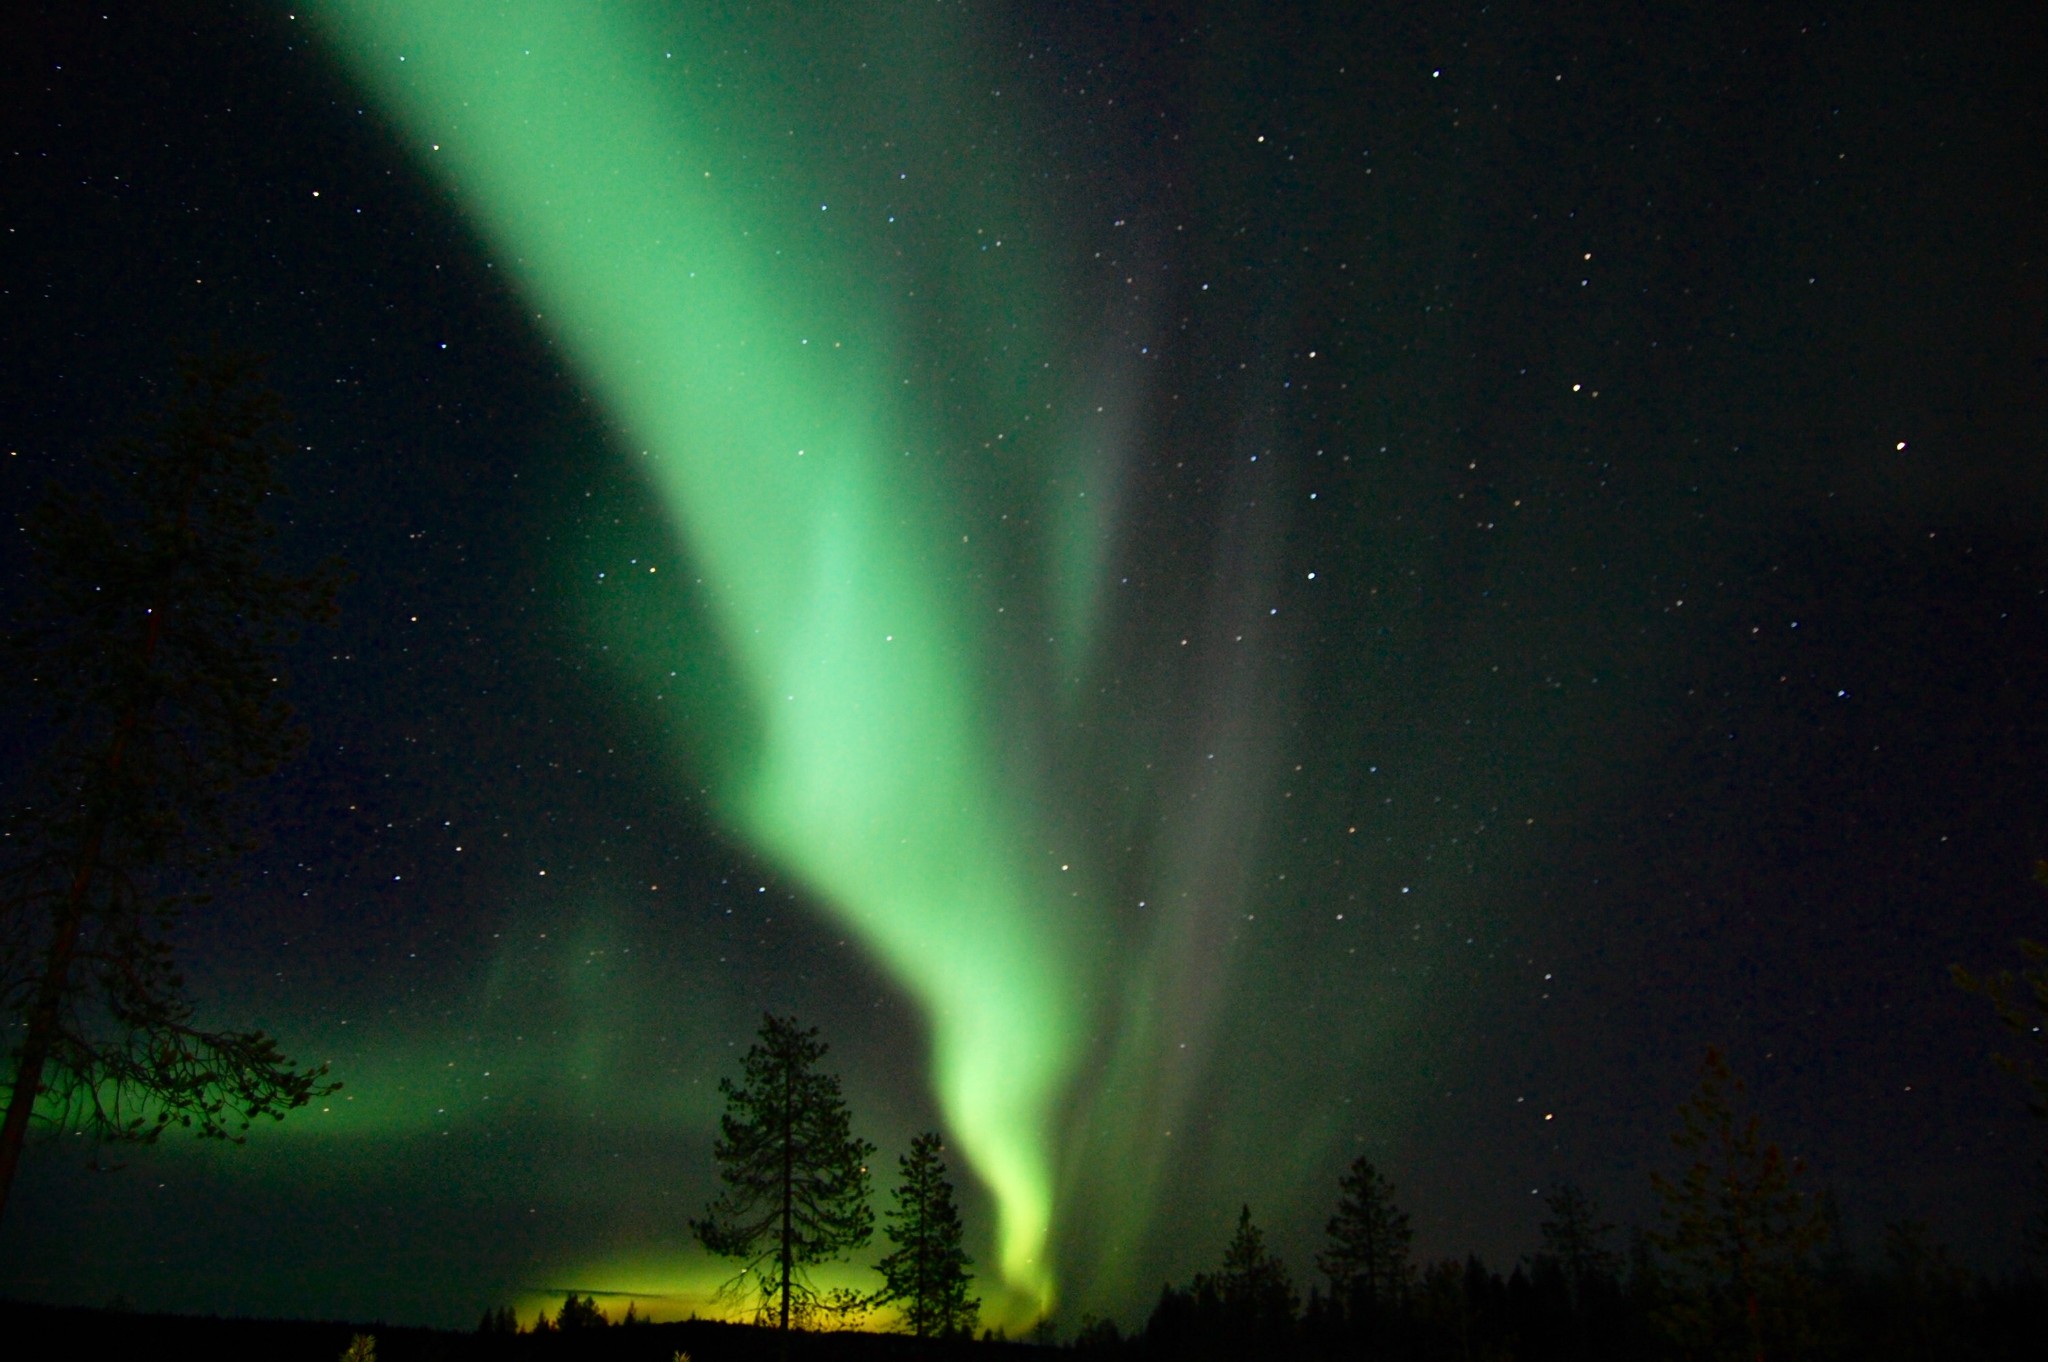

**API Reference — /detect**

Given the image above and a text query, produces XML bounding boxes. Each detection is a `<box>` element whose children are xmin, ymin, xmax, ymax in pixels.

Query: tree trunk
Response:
<box><xmin>0</xmin><ymin>887</ymin><xmax>89</xmax><ymax>1224</ymax></box>
<box><xmin>913</xmin><ymin>1187</ymin><xmax>927</xmax><ymax>1337</ymax></box>
<box><xmin>780</xmin><ymin>1058</ymin><xmax>794</xmax><ymax>1334</ymax></box>
<box><xmin>0</xmin><ymin>602</ymin><xmax>160</xmax><ymax>1224</ymax></box>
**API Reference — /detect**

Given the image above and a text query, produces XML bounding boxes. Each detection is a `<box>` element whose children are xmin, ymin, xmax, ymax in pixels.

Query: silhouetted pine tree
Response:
<box><xmin>0</xmin><ymin>351</ymin><xmax>344</xmax><ymax>1223</ymax></box>
<box><xmin>1537</xmin><ymin>1180</ymin><xmax>1623</xmax><ymax>1358</ymax></box>
<box><xmin>1541</xmin><ymin>1182</ymin><xmax>1621</xmax><ymax>1308</ymax></box>
<box><xmin>692</xmin><ymin>1014</ymin><xmax>874</xmax><ymax>1331</ymax></box>
<box><xmin>1072</xmin><ymin>1312</ymin><xmax>1123</xmax><ymax>1351</ymax></box>
<box><xmin>1650</xmin><ymin>1046</ymin><xmax>1825</xmax><ymax>1362</ymax></box>
<box><xmin>1142</xmin><ymin>1281</ymin><xmax>1201</xmax><ymax>1358</ymax></box>
<box><xmin>873</xmin><ymin>1131</ymin><xmax>978</xmax><ymax>1338</ymax></box>
<box><xmin>1319</xmin><ymin>1155</ymin><xmax>1414</xmax><ymax>1331</ymax></box>
<box><xmin>1203</xmin><ymin>1204</ymin><xmax>1298</xmax><ymax>1339</ymax></box>
<box><xmin>1414</xmin><ymin>1258</ymin><xmax>1478</xmax><ymax>1360</ymax></box>
<box><xmin>556</xmin><ymin>1292</ymin><xmax>607</xmax><ymax>1329</ymax></box>
<box><xmin>475</xmin><ymin>1305</ymin><xmax>518</xmax><ymax>1334</ymax></box>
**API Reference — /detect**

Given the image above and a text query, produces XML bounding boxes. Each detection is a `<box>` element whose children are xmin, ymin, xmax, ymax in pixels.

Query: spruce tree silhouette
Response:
<box><xmin>1539</xmin><ymin>1181</ymin><xmax>1621</xmax><ymax>1359</ymax></box>
<box><xmin>475</xmin><ymin>1305</ymin><xmax>518</xmax><ymax>1335</ymax></box>
<box><xmin>692</xmin><ymin>1014</ymin><xmax>874</xmax><ymax>1331</ymax></box>
<box><xmin>1206</xmin><ymin>1204</ymin><xmax>1297</xmax><ymax>1339</ymax></box>
<box><xmin>1319</xmin><ymin>1155</ymin><xmax>1414</xmax><ymax>1326</ymax></box>
<box><xmin>1650</xmin><ymin>1046</ymin><xmax>1825</xmax><ymax>1362</ymax></box>
<box><xmin>1541</xmin><ymin>1182</ymin><xmax>1621</xmax><ymax>1306</ymax></box>
<box><xmin>874</xmin><ymin>1131</ymin><xmax>978</xmax><ymax>1337</ymax></box>
<box><xmin>555</xmin><ymin>1292</ymin><xmax>607</xmax><ymax>1329</ymax></box>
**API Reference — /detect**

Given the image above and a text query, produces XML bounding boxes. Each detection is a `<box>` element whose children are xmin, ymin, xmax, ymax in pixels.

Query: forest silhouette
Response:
<box><xmin>9</xmin><ymin>1024</ymin><xmax>2045</xmax><ymax>1361</ymax></box>
<box><xmin>49</xmin><ymin>1021</ymin><xmax>2031</xmax><ymax>1362</ymax></box>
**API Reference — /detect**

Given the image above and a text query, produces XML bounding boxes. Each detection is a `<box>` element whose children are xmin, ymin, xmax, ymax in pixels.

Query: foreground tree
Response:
<box><xmin>873</xmin><ymin>1131</ymin><xmax>978</xmax><ymax>1338</ymax></box>
<box><xmin>1541</xmin><ymin>1182</ymin><xmax>1620</xmax><ymax>1302</ymax></box>
<box><xmin>1144</xmin><ymin>1205</ymin><xmax>1299</xmax><ymax>1359</ymax></box>
<box><xmin>1538</xmin><ymin>1181</ymin><xmax>1623</xmax><ymax>1358</ymax></box>
<box><xmin>0</xmin><ymin>353</ymin><xmax>343</xmax><ymax>1224</ymax></box>
<box><xmin>1206</xmin><ymin>1204</ymin><xmax>1298</xmax><ymax>1336</ymax></box>
<box><xmin>1650</xmin><ymin>1047</ymin><xmax>1825</xmax><ymax>1362</ymax></box>
<box><xmin>692</xmin><ymin>1014</ymin><xmax>874</xmax><ymax>1330</ymax></box>
<box><xmin>1318</xmin><ymin>1155</ymin><xmax>1414</xmax><ymax>1324</ymax></box>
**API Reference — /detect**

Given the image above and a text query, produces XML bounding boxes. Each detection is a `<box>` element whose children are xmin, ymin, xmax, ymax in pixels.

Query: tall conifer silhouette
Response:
<box><xmin>0</xmin><ymin>352</ymin><xmax>342</xmax><ymax>1223</ymax></box>
<box><xmin>874</xmin><ymin>1131</ymin><xmax>978</xmax><ymax>1337</ymax></box>
<box><xmin>1319</xmin><ymin>1155</ymin><xmax>1415</xmax><ymax>1320</ymax></box>
<box><xmin>693</xmin><ymin>1014</ymin><xmax>874</xmax><ymax>1330</ymax></box>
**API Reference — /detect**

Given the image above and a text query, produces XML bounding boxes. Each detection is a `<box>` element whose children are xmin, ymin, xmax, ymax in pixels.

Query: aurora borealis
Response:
<box><xmin>305</xmin><ymin>0</ymin><xmax>1100</xmax><ymax>1313</ymax></box>
<box><xmin>5</xmin><ymin>0</ymin><xmax>2048</xmax><ymax>1337</ymax></box>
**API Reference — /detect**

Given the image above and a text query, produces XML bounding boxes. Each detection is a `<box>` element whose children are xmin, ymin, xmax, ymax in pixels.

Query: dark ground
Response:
<box><xmin>1</xmin><ymin>1301</ymin><xmax>1044</xmax><ymax>1361</ymax></box>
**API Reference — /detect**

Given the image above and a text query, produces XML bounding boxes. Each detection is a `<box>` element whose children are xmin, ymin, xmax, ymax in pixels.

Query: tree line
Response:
<box><xmin>478</xmin><ymin>1021</ymin><xmax>2045</xmax><ymax>1361</ymax></box>
<box><xmin>1086</xmin><ymin>1044</ymin><xmax>2044</xmax><ymax>1362</ymax></box>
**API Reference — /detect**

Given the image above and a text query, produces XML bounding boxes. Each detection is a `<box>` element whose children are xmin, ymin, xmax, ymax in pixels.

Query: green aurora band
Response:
<box><xmin>304</xmin><ymin>0</ymin><xmax>1130</xmax><ymax>1316</ymax></box>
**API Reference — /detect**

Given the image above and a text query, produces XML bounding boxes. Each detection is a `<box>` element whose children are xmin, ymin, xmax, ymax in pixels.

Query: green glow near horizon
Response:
<box><xmin>306</xmin><ymin>0</ymin><xmax>1102</xmax><ymax>1317</ymax></box>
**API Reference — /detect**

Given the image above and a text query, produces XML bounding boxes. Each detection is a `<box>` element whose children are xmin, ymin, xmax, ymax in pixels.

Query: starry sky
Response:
<box><xmin>3</xmin><ymin>0</ymin><xmax>2046</xmax><ymax>1334</ymax></box>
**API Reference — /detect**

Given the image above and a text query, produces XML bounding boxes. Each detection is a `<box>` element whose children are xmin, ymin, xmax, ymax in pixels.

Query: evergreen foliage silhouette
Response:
<box><xmin>1203</xmin><ymin>1203</ymin><xmax>1298</xmax><ymax>1334</ymax></box>
<box><xmin>475</xmin><ymin>1305</ymin><xmax>518</xmax><ymax>1335</ymax></box>
<box><xmin>0</xmin><ymin>351</ymin><xmax>343</xmax><ymax>1223</ymax></box>
<box><xmin>1318</xmin><ymin>1155</ymin><xmax>1414</xmax><ymax>1320</ymax></box>
<box><xmin>1143</xmin><ymin>1205</ymin><xmax>1302</xmax><ymax>1358</ymax></box>
<box><xmin>873</xmin><ymin>1130</ymin><xmax>978</xmax><ymax>1337</ymax></box>
<box><xmin>556</xmin><ymin>1292</ymin><xmax>607</xmax><ymax>1329</ymax></box>
<box><xmin>1541</xmin><ymin>1181</ymin><xmax>1622</xmax><ymax>1317</ymax></box>
<box><xmin>1649</xmin><ymin>1046</ymin><xmax>1825</xmax><ymax>1362</ymax></box>
<box><xmin>692</xmin><ymin>1014</ymin><xmax>874</xmax><ymax>1330</ymax></box>
<box><xmin>1412</xmin><ymin>1256</ymin><xmax>1494</xmax><ymax>1357</ymax></box>
<box><xmin>1537</xmin><ymin>1182</ymin><xmax>1622</xmax><ymax>1358</ymax></box>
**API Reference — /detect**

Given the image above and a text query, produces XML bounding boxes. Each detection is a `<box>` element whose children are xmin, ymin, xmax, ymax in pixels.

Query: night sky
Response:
<box><xmin>3</xmin><ymin>0</ymin><xmax>2046</xmax><ymax>1335</ymax></box>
